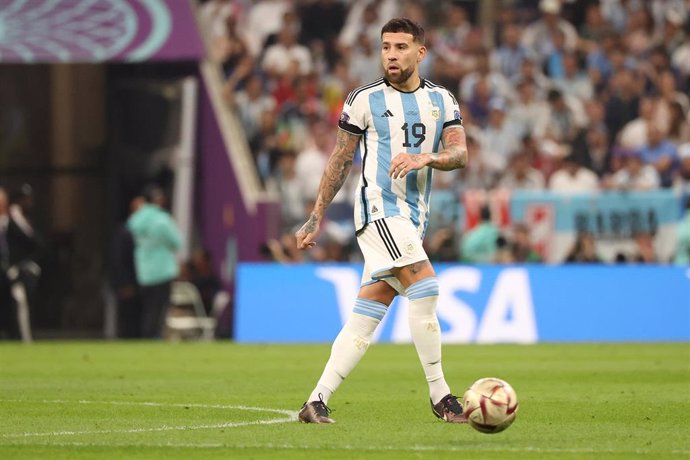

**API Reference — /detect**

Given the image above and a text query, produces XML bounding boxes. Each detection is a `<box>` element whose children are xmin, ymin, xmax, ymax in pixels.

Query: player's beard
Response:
<box><xmin>385</xmin><ymin>65</ymin><xmax>414</xmax><ymax>86</ymax></box>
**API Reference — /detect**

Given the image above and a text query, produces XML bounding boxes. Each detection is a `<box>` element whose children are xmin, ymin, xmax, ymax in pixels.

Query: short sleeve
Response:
<box><xmin>441</xmin><ymin>89</ymin><xmax>463</xmax><ymax>130</ymax></box>
<box><xmin>338</xmin><ymin>91</ymin><xmax>367</xmax><ymax>135</ymax></box>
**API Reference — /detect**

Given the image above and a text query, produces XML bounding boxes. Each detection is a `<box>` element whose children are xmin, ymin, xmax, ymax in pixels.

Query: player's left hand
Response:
<box><xmin>389</xmin><ymin>153</ymin><xmax>429</xmax><ymax>179</ymax></box>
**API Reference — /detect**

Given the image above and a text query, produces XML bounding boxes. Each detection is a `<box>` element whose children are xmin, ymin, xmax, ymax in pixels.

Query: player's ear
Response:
<box><xmin>417</xmin><ymin>45</ymin><xmax>427</xmax><ymax>62</ymax></box>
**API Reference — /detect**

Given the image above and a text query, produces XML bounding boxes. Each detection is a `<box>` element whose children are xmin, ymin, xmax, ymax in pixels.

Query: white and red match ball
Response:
<box><xmin>462</xmin><ymin>377</ymin><xmax>519</xmax><ymax>434</ymax></box>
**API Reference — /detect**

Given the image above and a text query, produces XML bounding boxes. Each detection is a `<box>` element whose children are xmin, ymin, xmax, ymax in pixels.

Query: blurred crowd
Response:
<box><xmin>199</xmin><ymin>0</ymin><xmax>690</xmax><ymax>264</ymax></box>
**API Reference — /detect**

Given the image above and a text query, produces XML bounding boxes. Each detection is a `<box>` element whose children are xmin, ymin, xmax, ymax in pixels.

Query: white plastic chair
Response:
<box><xmin>165</xmin><ymin>281</ymin><xmax>217</xmax><ymax>341</ymax></box>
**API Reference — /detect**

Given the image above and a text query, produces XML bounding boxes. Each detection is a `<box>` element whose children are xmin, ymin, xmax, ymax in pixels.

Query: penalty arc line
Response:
<box><xmin>0</xmin><ymin>399</ymin><xmax>297</xmax><ymax>438</ymax></box>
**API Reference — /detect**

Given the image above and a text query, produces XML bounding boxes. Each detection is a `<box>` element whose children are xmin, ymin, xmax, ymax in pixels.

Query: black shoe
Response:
<box><xmin>431</xmin><ymin>394</ymin><xmax>467</xmax><ymax>423</ymax></box>
<box><xmin>298</xmin><ymin>393</ymin><xmax>335</xmax><ymax>424</ymax></box>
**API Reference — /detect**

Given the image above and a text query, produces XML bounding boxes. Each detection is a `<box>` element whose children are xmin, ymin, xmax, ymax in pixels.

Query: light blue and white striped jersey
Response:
<box><xmin>338</xmin><ymin>78</ymin><xmax>463</xmax><ymax>236</ymax></box>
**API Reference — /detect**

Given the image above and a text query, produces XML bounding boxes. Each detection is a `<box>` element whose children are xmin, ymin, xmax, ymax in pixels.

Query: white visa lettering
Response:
<box><xmin>475</xmin><ymin>268</ymin><xmax>538</xmax><ymax>343</ymax></box>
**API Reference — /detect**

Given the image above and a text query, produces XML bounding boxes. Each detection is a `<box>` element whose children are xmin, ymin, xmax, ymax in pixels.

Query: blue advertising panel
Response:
<box><xmin>235</xmin><ymin>264</ymin><xmax>690</xmax><ymax>343</ymax></box>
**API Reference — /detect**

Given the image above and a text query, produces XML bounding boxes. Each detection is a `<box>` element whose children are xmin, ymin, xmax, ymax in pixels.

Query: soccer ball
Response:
<box><xmin>462</xmin><ymin>377</ymin><xmax>519</xmax><ymax>434</ymax></box>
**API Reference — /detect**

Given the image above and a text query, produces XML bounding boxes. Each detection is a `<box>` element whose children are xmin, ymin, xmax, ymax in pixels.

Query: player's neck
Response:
<box><xmin>389</xmin><ymin>74</ymin><xmax>422</xmax><ymax>92</ymax></box>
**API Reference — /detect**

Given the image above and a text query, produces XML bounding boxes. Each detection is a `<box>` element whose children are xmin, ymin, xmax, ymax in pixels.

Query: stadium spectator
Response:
<box><xmin>0</xmin><ymin>188</ymin><xmax>16</xmax><ymax>339</ymax></box>
<box><xmin>570</xmin><ymin>124</ymin><xmax>611</xmax><ymax>177</ymax></box>
<box><xmin>198</xmin><ymin>0</ymin><xmax>237</xmax><ymax>43</ymax></box>
<box><xmin>534</xmin><ymin>88</ymin><xmax>587</xmax><ymax>145</ymax></box>
<box><xmin>618</xmin><ymin>96</ymin><xmax>656</xmax><ymax>150</ymax></box>
<box><xmin>229</xmin><ymin>73</ymin><xmax>276</xmax><ymax>140</ymax></box>
<box><xmin>349</xmin><ymin>33</ymin><xmax>383</xmax><ymax>86</ymax></box>
<box><xmin>604</xmin><ymin>149</ymin><xmax>660</xmax><ymax>191</ymax></box>
<box><xmin>338</xmin><ymin>0</ymin><xmax>396</xmax><ymax>53</ymax></box>
<box><xmin>429</xmin><ymin>1</ymin><xmax>478</xmax><ymax>89</ymax></box>
<box><xmin>243</xmin><ymin>0</ymin><xmax>292</xmax><ymax>57</ymax></box>
<box><xmin>630</xmin><ymin>232</ymin><xmax>658</xmax><ymax>264</ymax></box>
<box><xmin>187</xmin><ymin>249</ymin><xmax>221</xmax><ymax>315</ymax></box>
<box><xmin>297</xmin><ymin>0</ymin><xmax>346</xmax><ymax>67</ymax></box>
<box><xmin>548</xmin><ymin>154</ymin><xmax>599</xmax><ymax>194</ymax></box>
<box><xmin>461</xmin><ymin>206</ymin><xmax>500</xmax><ymax>264</ymax></box>
<box><xmin>477</xmin><ymin>98</ymin><xmax>522</xmax><ymax>177</ymax></box>
<box><xmin>604</xmin><ymin>68</ymin><xmax>641</xmax><ymax>143</ymax></box>
<box><xmin>667</xmin><ymin>101</ymin><xmax>690</xmax><ymax>145</ymax></box>
<box><xmin>261</xmin><ymin>20</ymin><xmax>313</xmax><ymax>77</ymax></box>
<box><xmin>565</xmin><ymin>231</ymin><xmax>602</xmax><ymax>263</ymax></box>
<box><xmin>491</xmin><ymin>23</ymin><xmax>528</xmax><ymax>79</ymax></box>
<box><xmin>265</xmin><ymin>150</ymin><xmax>304</xmax><ymax>233</ymax></box>
<box><xmin>639</xmin><ymin>123</ymin><xmax>680</xmax><ymax>187</ymax></box>
<box><xmin>295</xmin><ymin>18</ymin><xmax>470</xmax><ymax>424</ymax></box>
<box><xmin>507</xmin><ymin>78</ymin><xmax>548</xmax><ymax>139</ymax></box>
<box><xmin>552</xmin><ymin>52</ymin><xmax>594</xmax><ymax>101</ymax></box>
<box><xmin>510</xmin><ymin>54</ymin><xmax>551</xmax><ymax>97</ymax></box>
<box><xmin>623</xmin><ymin>7</ymin><xmax>655</xmax><ymax>58</ymax></box>
<box><xmin>521</xmin><ymin>0</ymin><xmax>578</xmax><ymax>64</ymax></box>
<box><xmin>509</xmin><ymin>222</ymin><xmax>542</xmax><ymax>263</ymax></box>
<box><xmin>498</xmin><ymin>151</ymin><xmax>546</xmax><ymax>191</ymax></box>
<box><xmin>111</xmin><ymin>195</ymin><xmax>145</xmax><ymax>338</ymax></box>
<box><xmin>460</xmin><ymin>48</ymin><xmax>515</xmax><ymax>105</ymax></box>
<box><xmin>128</xmin><ymin>186</ymin><xmax>182</xmax><ymax>339</ymax></box>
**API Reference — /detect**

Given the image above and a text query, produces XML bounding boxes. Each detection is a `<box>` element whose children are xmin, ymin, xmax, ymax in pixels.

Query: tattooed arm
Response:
<box><xmin>389</xmin><ymin>126</ymin><xmax>468</xmax><ymax>179</ymax></box>
<box><xmin>295</xmin><ymin>128</ymin><xmax>360</xmax><ymax>249</ymax></box>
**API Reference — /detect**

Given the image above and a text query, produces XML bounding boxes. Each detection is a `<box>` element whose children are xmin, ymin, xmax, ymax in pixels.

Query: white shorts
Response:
<box><xmin>357</xmin><ymin>216</ymin><xmax>429</xmax><ymax>294</ymax></box>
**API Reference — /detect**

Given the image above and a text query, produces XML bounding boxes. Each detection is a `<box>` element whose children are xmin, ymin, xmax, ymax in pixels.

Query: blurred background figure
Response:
<box><xmin>460</xmin><ymin>206</ymin><xmax>500</xmax><ymax>264</ymax></box>
<box><xmin>110</xmin><ymin>195</ymin><xmax>145</xmax><ymax>338</ymax></box>
<box><xmin>565</xmin><ymin>232</ymin><xmax>602</xmax><ymax>263</ymax></box>
<box><xmin>127</xmin><ymin>186</ymin><xmax>182</xmax><ymax>339</ymax></box>
<box><xmin>0</xmin><ymin>185</ymin><xmax>40</xmax><ymax>341</ymax></box>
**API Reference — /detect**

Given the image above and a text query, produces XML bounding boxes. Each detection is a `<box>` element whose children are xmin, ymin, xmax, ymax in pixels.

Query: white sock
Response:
<box><xmin>307</xmin><ymin>298</ymin><xmax>386</xmax><ymax>404</ymax></box>
<box><xmin>407</xmin><ymin>277</ymin><xmax>451</xmax><ymax>404</ymax></box>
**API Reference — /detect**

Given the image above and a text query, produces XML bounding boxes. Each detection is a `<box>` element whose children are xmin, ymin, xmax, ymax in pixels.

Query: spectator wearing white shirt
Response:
<box><xmin>231</xmin><ymin>74</ymin><xmax>276</xmax><ymax>140</ymax></box>
<box><xmin>605</xmin><ymin>149</ymin><xmax>660</xmax><ymax>191</ymax></box>
<box><xmin>460</xmin><ymin>49</ymin><xmax>516</xmax><ymax>105</ymax></box>
<box><xmin>477</xmin><ymin>98</ymin><xmax>523</xmax><ymax>178</ymax></box>
<box><xmin>498</xmin><ymin>151</ymin><xmax>546</xmax><ymax>191</ymax></box>
<box><xmin>618</xmin><ymin>96</ymin><xmax>656</xmax><ymax>150</ymax></box>
<box><xmin>244</xmin><ymin>0</ymin><xmax>292</xmax><ymax>57</ymax></box>
<box><xmin>552</xmin><ymin>52</ymin><xmax>594</xmax><ymax>102</ymax></box>
<box><xmin>548</xmin><ymin>154</ymin><xmax>600</xmax><ymax>194</ymax></box>
<box><xmin>522</xmin><ymin>0</ymin><xmax>578</xmax><ymax>64</ymax></box>
<box><xmin>262</xmin><ymin>24</ymin><xmax>313</xmax><ymax>77</ymax></box>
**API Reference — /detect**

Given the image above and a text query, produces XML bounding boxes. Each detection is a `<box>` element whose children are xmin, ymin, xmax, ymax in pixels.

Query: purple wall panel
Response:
<box><xmin>0</xmin><ymin>0</ymin><xmax>204</xmax><ymax>63</ymax></box>
<box><xmin>196</xmin><ymin>77</ymin><xmax>280</xmax><ymax>270</ymax></box>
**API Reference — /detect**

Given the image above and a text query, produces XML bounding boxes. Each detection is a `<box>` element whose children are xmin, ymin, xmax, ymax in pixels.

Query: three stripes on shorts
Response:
<box><xmin>374</xmin><ymin>219</ymin><xmax>401</xmax><ymax>260</ymax></box>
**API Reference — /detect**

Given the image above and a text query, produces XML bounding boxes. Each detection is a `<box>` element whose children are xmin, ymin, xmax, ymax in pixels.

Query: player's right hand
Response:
<box><xmin>295</xmin><ymin>215</ymin><xmax>320</xmax><ymax>250</ymax></box>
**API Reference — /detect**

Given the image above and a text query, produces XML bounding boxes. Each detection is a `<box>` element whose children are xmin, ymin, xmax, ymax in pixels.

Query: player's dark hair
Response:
<box><xmin>381</xmin><ymin>18</ymin><xmax>425</xmax><ymax>44</ymax></box>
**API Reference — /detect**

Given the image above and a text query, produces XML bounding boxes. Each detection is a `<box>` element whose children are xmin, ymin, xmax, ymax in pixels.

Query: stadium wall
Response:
<box><xmin>235</xmin><ymin>264</ymin><xmax>690</xmax><ymax>343</ymax></box>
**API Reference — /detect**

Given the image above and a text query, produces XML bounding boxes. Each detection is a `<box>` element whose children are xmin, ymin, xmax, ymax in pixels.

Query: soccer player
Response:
<box><xmin>295</xmin><ymin>18</ymin><xmax>469</xmax><ymax>424</ymax></box>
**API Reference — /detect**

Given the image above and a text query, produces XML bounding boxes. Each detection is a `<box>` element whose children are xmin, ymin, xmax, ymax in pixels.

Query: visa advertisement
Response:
<box><xmin>235</xmin><ymin>264</ymin><xmax>690</xmax><ymax>343</ymax></box>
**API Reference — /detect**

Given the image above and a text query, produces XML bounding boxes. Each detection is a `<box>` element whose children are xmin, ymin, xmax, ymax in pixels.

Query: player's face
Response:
<box><xmin>381</xmin><ymin>32</ymin><xmax>425</xmax><ymax>87</ymax></box>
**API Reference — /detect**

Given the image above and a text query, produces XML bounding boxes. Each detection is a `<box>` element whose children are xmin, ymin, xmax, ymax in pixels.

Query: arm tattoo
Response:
<box><xmin>427</xmin><ymin>126</ymin><xmax>468</xmax><ymax>171</ymax></box>
<box><xmin>310</xmin><ymin>129</ymin><xmax>359</xmax><ymax>220</ymax></box>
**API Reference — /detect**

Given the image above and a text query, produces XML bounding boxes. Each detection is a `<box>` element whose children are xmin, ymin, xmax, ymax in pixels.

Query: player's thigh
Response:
<box><xmin>358</xmin><ymin>280</ymin><xmax>398</xmax><ymax>306</ymax></box>
<box><xmin>391</xmin><ymin>260</ymin><xmax>436</xmax><ymax>289</ymax></box>
<box><xmin>357</xmin><ymin>216</ymin><xmax>428</xmax><ymax>288</ymax></box>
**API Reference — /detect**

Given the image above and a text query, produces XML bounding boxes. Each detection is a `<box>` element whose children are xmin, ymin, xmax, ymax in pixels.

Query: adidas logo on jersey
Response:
<box><xmin>371</xmin><ymin>205</ymin><xmax>379</xmax><ymax>213</ymax></box>
<box><xmin>380</xmin><ymin>110</ymin><xmax>393</xmax><ymax>117</ymax></box>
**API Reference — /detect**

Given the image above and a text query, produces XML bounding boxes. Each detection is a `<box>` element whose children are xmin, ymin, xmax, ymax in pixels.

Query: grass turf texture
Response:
<box><xmin>1</xmin><ymin>342</ymin><xmax>688</xmax><ymax>459</ymax></box>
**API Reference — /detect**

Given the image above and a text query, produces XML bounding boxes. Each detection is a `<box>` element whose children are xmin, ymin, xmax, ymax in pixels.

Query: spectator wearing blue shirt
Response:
<box><xmin>639</xmin><ymin>124</ymin><xmax>680</xmax><ymax>187</ymax></box>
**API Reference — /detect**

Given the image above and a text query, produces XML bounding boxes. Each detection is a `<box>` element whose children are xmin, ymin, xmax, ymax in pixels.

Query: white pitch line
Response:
<box><xmin>2</xmin><ymin>441</ymin><xmax>689</xmax><ymax>456</ymax></box>
<box><xmin>0</xmin><ymin>399</ymin><xmax>297</xmax><ymax>438</ymax></box>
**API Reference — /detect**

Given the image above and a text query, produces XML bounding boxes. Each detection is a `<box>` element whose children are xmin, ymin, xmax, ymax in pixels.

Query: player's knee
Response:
<box><xmin>406</xmin><ymin>277</ymin><xmax>439</xmax><ymax>300</ymax></box>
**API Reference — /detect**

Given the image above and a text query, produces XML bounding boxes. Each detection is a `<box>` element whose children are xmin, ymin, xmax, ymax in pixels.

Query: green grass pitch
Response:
<box><xmin>1</xmin><ymin>342</ymin><xmax>689</xmax><ymax>459</ymax></box>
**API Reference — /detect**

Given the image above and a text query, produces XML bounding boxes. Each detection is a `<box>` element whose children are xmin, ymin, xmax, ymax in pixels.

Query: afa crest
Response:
<box><xmin>431</xmin><ymin>107</ymin><xmax>441</xmax><ymax>120</ymax></box>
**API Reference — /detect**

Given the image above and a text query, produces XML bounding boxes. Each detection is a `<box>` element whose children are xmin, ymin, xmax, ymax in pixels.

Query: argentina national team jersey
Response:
<box><xmin>338</xmin><ymin>78</ymin><xmax>463</xmax><ymax>236</ymax></box>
